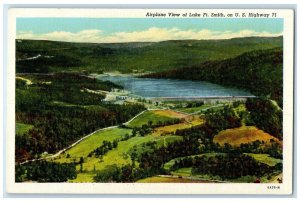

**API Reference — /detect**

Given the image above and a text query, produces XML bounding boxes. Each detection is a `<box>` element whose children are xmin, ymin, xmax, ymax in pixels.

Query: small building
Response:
<box><xmin>116</xmin><ymin>95</ymin><xmax>128</xmax><ymax>100</ymax></box>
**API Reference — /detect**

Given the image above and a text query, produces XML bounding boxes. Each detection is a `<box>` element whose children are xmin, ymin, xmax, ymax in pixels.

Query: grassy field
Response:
<box><xmin>151</xmin><ymin>116</ymin><xmax>203</xmax><ymax>137</ymax></box>
<box><xmin>245</xmin><ymin>153</ymin><xmax>282</xmax><ymax>166</ymax></box>
<box><xmin>126</xmin><ymin>110</ymin><xmax>177</xmax><ymax>128</ymax></box>
<box><xmin>174</xmin><ymin>104</ymin><xmax>212</xmax><ymax>113</ymax></box>
<box><xmin>16</xmin><ymin>123</ymin><xmax>33</xmax><ymax>136</ymax></box>
<box><xmin>136</xmin><ymin>176</ymin><xmax>210</xmax><ymax>183</ymax></box>
<box><xmin>52</xmin><ymin>124</ymin><xmax>183</xmax><ymax>182</ymax></box>
<box><xmin>153</xmin><ymin>110</ymin><xmax>188</xmax><ymax>119</ymax></box>
<box><xmin>163</xmin><ymin>153</ymin><xmax>224</xmax><ymax>170</ymax></box>
<box><xmin>175</xmin><ymin>104</ymin><xmax>227</xmax><ymax>114</ymax></box>
<box><xmin>53</xmin><ymin>127</ymin><xmax>131</xmax><ymax>162</ymax></box>
<box><xmin>213</xmin><ymin>126</ymin><xmax>281</xmax><ymax>147</ymax></box>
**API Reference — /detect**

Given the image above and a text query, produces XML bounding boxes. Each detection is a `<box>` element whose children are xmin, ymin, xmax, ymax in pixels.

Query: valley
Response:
<box><xmin>15</xmin><ymin>37</ymin><xmax>283</xmax><ymax>183</ymax></box>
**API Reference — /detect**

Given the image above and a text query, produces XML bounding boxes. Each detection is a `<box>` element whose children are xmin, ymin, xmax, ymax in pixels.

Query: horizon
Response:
<box><xmin>17</xmin><ymin>18</ymin><xmax>283</xmax><ymax>43</ymax></box>
<box><xmin>16</xmin><ymin>35</ymin><xmax>283</xmax><ymax>44</ymax></box>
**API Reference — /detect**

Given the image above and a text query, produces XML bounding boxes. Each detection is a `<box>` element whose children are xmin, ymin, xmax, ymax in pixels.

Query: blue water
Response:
<box><xmin>94</xmin><ymin>74</ymin><xmax>253</xmax><ymax>98</ymax></box>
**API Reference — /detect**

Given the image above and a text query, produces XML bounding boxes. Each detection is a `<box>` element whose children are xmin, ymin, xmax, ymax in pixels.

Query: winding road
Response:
<box><xmin>19</xmin><ymin>109</ymin><xmax>149</xmax><ymax>165</ymax></box>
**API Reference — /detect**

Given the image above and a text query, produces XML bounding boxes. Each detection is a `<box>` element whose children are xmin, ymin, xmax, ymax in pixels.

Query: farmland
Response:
<box><xmin>126</xmin><ymin>110</ymin><xmax>177</xmax><ymax>128</ymax></box>
<box><xmin>213</xmin><ymin>126</ymin><xmax>281</xmax><ymax>147</ymax></box>
<box><xmin>51</xmin><ymin>110</ymin><xmax>190</xmax><ymax>182</ymax></box>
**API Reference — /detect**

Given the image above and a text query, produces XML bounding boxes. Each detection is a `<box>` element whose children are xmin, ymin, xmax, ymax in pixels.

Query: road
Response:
<box><xmin>19</xmin><ymin>109</ymin><xmax>149</xmax><ymax>165</ymax></box>
<box><xmin>19</xmin><ymin>108</ymin><xmax>198</xmax><ymax>165</ymax></box>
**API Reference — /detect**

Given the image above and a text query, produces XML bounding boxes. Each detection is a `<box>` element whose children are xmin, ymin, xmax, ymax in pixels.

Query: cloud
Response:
<box><xmin>17</xmin><ymin>27</ymin><xmax>282</xmax><ymax>43</ymax></box>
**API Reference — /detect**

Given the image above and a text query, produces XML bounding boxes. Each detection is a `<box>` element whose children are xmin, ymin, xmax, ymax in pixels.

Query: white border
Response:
<box><xmin>6</xmin><ymin>8</ymin><xmax>294</xmax><ymax>195</ymax></box>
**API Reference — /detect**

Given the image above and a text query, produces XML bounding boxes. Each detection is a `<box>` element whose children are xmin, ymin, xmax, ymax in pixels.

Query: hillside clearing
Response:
<box><xmin>151</xmin><ymin>116</ymin><xmax>204</xmax><ymax>137</ymax></box>
<box><xmin>136</xmin><ymin>176</ymin><xmax>210</xmax><ymax>183</ymax></box>
<box><xmin>213</xmin><ymin>126</ymin><xmax>281</xmax><ymax>147</ymax></box>
<box><xmin>126</xmin><ymin>110</ymin><xmax>176</xmax><ymax>128</ymax></box>
<box><xmin>245</xmin><ymin>153</ymin><xmax>282</xmax><ymax>166</ymax></box>
<box><xmin>153</xmin><ymin>110</ymin><xmax>188</xmax><ymax>119</ymax></box>
<box><xmin>16</xmin><ymin>123</ymin><xmax>33</xmax><ymax>136</ymax></box>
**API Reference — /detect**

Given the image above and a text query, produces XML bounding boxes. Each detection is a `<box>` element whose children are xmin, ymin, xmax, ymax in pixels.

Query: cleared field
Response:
<box><xmin>175</xmin><ymin>104</ymin><xmax>227</xmax><ymax>114</ymax></box>
<box><xmin>245</xmin><ymin>153</ymin><xmax>282</xmax><ymax>166</ymax></box>
<box><xmin>69</xmin><ymin>172</ymin><xmax>95</xmax><ymax>183</ymax></box>
<box><xmin>16</xmin><ymin>123</ymin><xmax>33</xmax><ymax>136</ymax></box>
<box><xmin>151</xmin><ymin>116</ymin><xmax>204</xmax><ymax>137</ymax></box>
<box><xmin>153</xmin><ymin>110</ymin><xmax>188</xmax><ymax>119</ymax></box>
<box><xmin>171</xmin><ymin>167</ymin><xmax>193</xmax><ymax>176</ymax></box>
<box><xmin>68</xmin><ymin>135</ymin><xmax>182</xmax><ymax>182</ymax></box>
<box><xmin>54</xmin><ymin>127</ymin><xmax>131</xmax><ymax>162</ymax></box>
<box><xmin>174</xmin><ymin>104</ymin><xmax>212</xmax><ymax>113</ymax></box>
<box><xmin>126</xmin><ymin>110</ymin><xmax>176</xmax><ymax>128</ymax></box>
<box><xmin>170</xmin><ymin>168</ymin><xmax>224</xmax><ymax>182</ymax></box>
<box><xmin>52</xmin><ymin>125</ymin><xmax>182</xmax><ymax>182</ymax></box>
<box><xmin>163</xmin><ymin>153</ymin><xmax>224</xmax><ymax>170</ymax></box>
<box><xmin>213</xmin><ymin>126</ymin><xmax>281</xmax><ymax>147</ymax></box>
<box><xmin>136</xmin><ymin>176</ymin><xmax>210</xmax><ymax>183</ymax></box>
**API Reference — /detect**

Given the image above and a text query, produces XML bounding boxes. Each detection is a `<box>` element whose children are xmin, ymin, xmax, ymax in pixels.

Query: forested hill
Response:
<box><xmin>143</xmin><ymin>48</ymin><xmax>283</xmax><ymax>107</ymax></box>
<box><xmin>16</xmin><ymin>36</ymin><xmax>282</xmax><ymax>73</ymax></box>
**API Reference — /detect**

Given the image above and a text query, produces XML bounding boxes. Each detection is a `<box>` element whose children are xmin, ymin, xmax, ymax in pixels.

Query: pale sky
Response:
<box><xmin>17</xmin><ymin>18</ymin><xmax>283</xmax><ymax>43</ymax></box>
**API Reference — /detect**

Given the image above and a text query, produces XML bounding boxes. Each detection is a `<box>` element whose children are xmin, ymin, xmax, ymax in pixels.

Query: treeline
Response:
<box><xmin>88</xmin><ymin>140</ymin><xmax>119</xmax><ymax>157</ymax></box>
<box><xmin>15</xmin><ymin>161</ymin><xmax>77</xmax><ymax>182</ymax></box>
<box><xmin>123</xmin><ymin>118</ymin><xmax>183</xmax><ymax>136</ymax></box>
<box><xmin>172</xmin><ymin>103</ymin><xmax>282</xmax><ymax>158</ymax></box>
<box><xmin>17</xmin><ymin>55</ymin><xmax>82</xmax><ymax>73</ymax></box>
<box><xmin>170</xmin><ymin>154</ymin><xmax>282</xmax><ymax>180</ymax></box>
<box><xmin>143</xmin><ymin>48</ymin><xmax>283</xmax><ymax>107</ymax></box>
<box><xmin>88</xmin><ymin>132</ymin><xmax>135</xmax><ymax>158</ymax></box>
<box><xmin>16</xmin><ymin>37</ymin><xmax>282</xmax><ymax>74</ymax></box>
<box><xmin>92</xmin><ymin>103</ymin><xmax>282</xmax><ymax>182</ymax></box>
<box><xmin>245</xmin><ymin>97</ymin><xmax>282</xmax><ymax>140</ymax></box>
<box><xmin>15</xmin><ymin>73</ymin><xmax>145</xmax><ymax>162</ymax></box>
<box><xmin>94</xmin><ymin>135</ymin><xmax>200</xmax><ymax>182</ymax></box>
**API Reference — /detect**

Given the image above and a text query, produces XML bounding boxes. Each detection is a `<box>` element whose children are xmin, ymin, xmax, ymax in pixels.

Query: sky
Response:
<box><xmin>16</xmin><ymin>18</ymin><xmax>283</xmax><ymax>43</ymax></box>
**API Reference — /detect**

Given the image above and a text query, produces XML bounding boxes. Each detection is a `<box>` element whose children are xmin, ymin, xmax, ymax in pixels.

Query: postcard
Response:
<box><xmin>5</xmin><ymin>8</ymin><xmax>294</xmax><ymax>194</ymax></box>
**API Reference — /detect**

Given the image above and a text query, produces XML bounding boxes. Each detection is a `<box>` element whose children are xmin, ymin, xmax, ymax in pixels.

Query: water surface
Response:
<box><xmin>94</xmin><ymin>74</ymin><xmax>253</xmax><ymax>98</ymax></box>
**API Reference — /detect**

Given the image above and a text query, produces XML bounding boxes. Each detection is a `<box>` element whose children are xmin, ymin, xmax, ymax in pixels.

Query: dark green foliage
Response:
<box><xmin>94</xmin><ymin>164</ymin><xmax>137</xmax><ymax>182</ymax></box>
<box><xmin>17</xmin><ymin>55</ymin><xmax>82</xmax><ymax>73</ymax></box>
<box><xmin>203</xmin><ymin>106</ymin><xmax>242</xmax><ymax>135</ymax></box>
<box><xmin>16</xmin><ymin>37</ymin><xmax>282</xmax><ymax>73</ymax></box>
<box><xmin>171</xmin><ymin>153</ymin><xmax>281</xmax><ymax>180</ymax></box>
<box><xmin>15</xmin><ymin>73</ymin><xmax>145</xmax><ymax>162</ymax></box>
<box><xmin>192</xmin><ymin>154</ymin><xmax>276</xmax><ymax>180</ymax></box>
<box><xmin>130</xmin><ymin>118</ymin><xmax>183</xmax><ymax>136</ymax></box>
<box><xmin>15</xmin><ymin>161</ymin><xmax>77</xmax><ymax>182</ymax></box>
<box><xmin>245</xmin><ymin>97</ymin><xmax>282</xmax><ymax>140</ymax></box>
<box><xmin>89</xmin><ymin>140</ymin><xmax>118</xmax><ymax>157</ymax></box>
<box><xmin>144</xmin><ymin>48</ymin><xmax>283</xmax><ymax>107</ymax></box>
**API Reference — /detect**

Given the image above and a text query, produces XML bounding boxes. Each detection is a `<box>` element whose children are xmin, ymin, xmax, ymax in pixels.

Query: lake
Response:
<box><xmin>93</xmin><ymin>74</ymin><xmax>253</xmax><ymax>99</ymax></box>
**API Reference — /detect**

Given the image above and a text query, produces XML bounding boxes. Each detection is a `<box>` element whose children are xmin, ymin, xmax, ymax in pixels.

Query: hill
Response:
<box><xmin>144</xmin><ymin>48</ymin><xmax>283</xmax><ymax>106</ymax></box>
<box><xmin>16</xmin><ymin>36</ymin><xmax>282</xmax><ymax>73</ymax></box>
<box><xmin>213</xmin><ymin>126</ymin><xmax>281</xmax><ymax>147</ymax></box>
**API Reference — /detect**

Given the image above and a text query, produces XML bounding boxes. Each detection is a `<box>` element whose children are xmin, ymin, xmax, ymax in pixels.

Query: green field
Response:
<box><xmin>163</xmin><ymin>153</ymin><xmax>224</xmax><ymax>170</ymax></box>
<box><xmin>52</xmin><ymin>125</ymin><xmax>182</xmax><ymax>182</ymax></box>
<box><xmin>170</xmin><ymin>168</ymin><xmax>224</xmax><ymax>181</ymax></box>
<box><xmin>16</xmin><ymin>123</ymin><xmax>33</xmax><ymax>136</ymax></box>
<box><xmin>126</xmin><ymin>110</ymin><xmax>176</xmax><ymax>128</ymax></box>
<box><xmin>174</xmin><ymin>104</ymin><xmax>226</xmax><ymax>114</ymax></box>
<box><xmin>54</xmin><ymin>127</ymin><xmax>131</xmax><ymax>161</ymax></box>
<box><xmin>245</xmin><ymin>153</ymin><xmax>282</xmax><ymax>166</ymax></box>
<box><xmin>137</xmin><ymin>176</ymin><xmax>208</xmax><ymax>183</ymax></box>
